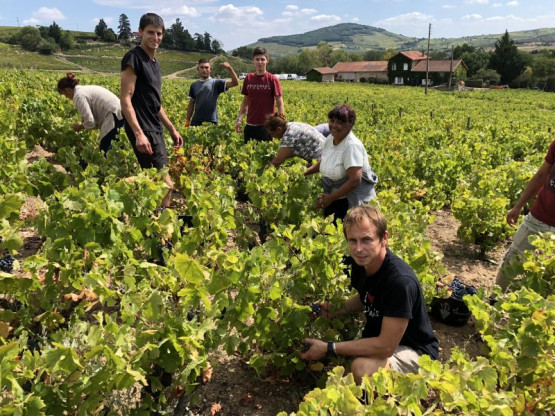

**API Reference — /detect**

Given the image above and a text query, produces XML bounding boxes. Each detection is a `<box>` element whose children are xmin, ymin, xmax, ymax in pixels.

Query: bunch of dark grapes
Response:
<box><xmin>448</xmin><ymin>277</ymin><xmax>477</xmax><ymax>301</ymax></box>
<box><xmin>0</xmin><ymin>255</ymin><xmax>15</xmax><ymax>273</ymax></box>
<box><xmin>187</xmin><ymin>309</ymin><xmax>201</xmax><ymax>321</ymax></box>
<box><xmin>309</xmin><ymin>302</ymin><xmax>321</xmax><ymax>320</ymax></box>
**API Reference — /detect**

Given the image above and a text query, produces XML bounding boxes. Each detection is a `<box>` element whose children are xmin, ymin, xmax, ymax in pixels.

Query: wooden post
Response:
<box><xmin>467</xmin><ymin>117</ymin><xmax>471</xmax><ymax>130</ymax></box>
<box><xmin>430</xmin><ymin>111</ymin><xmax>434</xmax><ymax>120</ymax></box>
<box><xmin>399</xmin><ymin>108</ymin><xmax>403</xmax><ymax>118</ymax></box>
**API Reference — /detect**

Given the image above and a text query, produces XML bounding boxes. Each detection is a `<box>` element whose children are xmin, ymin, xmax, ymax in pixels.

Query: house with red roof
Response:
<box><xmin>332</xmin><ymin>61</ymin><xmax>389</xmax><ymax>83</ymax></box>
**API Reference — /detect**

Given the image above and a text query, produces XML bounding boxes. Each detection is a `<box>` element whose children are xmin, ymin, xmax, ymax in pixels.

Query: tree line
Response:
<box><xmin>7</xmin><ymin>14</ymin><xmax>224</xmax><ymax>55</ymax></box>
<box><xmin>244</xmin><ymin>31</ymin><xmax>554</xmax><ymax>90</ymax></box>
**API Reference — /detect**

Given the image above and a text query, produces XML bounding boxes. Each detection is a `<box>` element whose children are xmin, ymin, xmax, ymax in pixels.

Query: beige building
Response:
<box><xmin>333</xmin><ymin>61</ymin><xmax>389</xmax><ymax>83</ymax></box>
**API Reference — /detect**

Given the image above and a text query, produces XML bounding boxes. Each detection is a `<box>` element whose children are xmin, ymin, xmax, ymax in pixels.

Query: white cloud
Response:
<box><xmin>160</xmin><ymin>5</ymin><xmax>201</xmax><ymax>18</ymax></box>
<box><xmin>492</xmin><ymin>3</ymin><xmax>503</xmax><ymax>7</ymax></box>
<box><xmin>375</xmin><ymin>12</ymin><xmax>433</xmax><ymax>26</ymax></box>
<box><xmin>282</xmin><ymin>6</ymin><xmax>317</xmax><ymax>18</ymax></box>
<box><xmin>352</xmin><ymin>17</ymin><xmax>360</xmax><ymax>23</ymax></box>
<box><xmin>212</xmin><ymin>4</ymin><xmax>264</xmax><ymax>24</ymax></box>
<box><xmin>310</xmin><ymin>14</ymin><xmax>341</xmax><ymax>24</ymax></box>
<box><xmin>23</xmin><ymin>7</ymin><xmax>65</xmax><ymax>25</ymax></box>
<box><xmin>462</xmin><ymin>13</ymin><xmax>483</xmax><ymax>20</ymax></box>
<box><xmin>506</xmin><ymin>1</ymin><xmax>519</xmax><ymax>6</ymax></box>
<box><xmin>465</xmin><ymin>0</ymin><xmax>489</xmax><ymax>4</ymax></box>
<box><xmin>442</xmin><ymin>5</ymin><xmax>455</xmax><ymax>9</ymax></box>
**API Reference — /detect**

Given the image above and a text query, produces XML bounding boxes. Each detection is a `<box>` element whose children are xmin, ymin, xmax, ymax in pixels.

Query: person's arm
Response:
<box><xmin>320</xmin><ymin>294</ymin><xmax>364</xmax><ymax>319</ymax></box>
<box><xmin>236</xmin><ymin>96</ymin><xmax>248</xmax><ymax>133</ymax></box>
<box><xmin>275</xmin><ymin>95</ymin><xmax>285</xmax><ymax>116</ymax></box>
<box><xmin>304</xmin><ymin>160</ymin><xmax>320</xmax><ymax>176</ymax></box>
<box><xmin>317</xmin><ymin>166</ymin><xmax>362</xmax><ymax>209</ymax></box>
<box><xmin>301</xmin><ymin>316</ymin><xmax>408</xmax><ymax>361</ymax></box>
<box><xmin>121</xmin><ymin>66</ymin><xmax>152</xmax><ymax>155</ymax></box>
<box><xmin>222</xmin><ymin>62</ymin><xmax>239</xmax><ymax>89</ymax></box>
<box><xmin>507</xmin><ymin>160</ymin><xmax>552</xmax><ymax>226</ymax></box>
<box><xmin>270</xmin><ymin>147</ymin><xmax>294</xmax><ymax>167</ymax></box>
<box><xmin>159</xmin><ymin>106</ymin><xmax>183</xmax><ymax>148</ymax></box>
<box><xmin>72</xmin><ymin>94</ymin><xmax>96</xmax><ymax>131</ymax></box>
<box><xmin>185</xmin><ymin>99</ymin><xmax>195</xmax><ymax>127</ymax></box>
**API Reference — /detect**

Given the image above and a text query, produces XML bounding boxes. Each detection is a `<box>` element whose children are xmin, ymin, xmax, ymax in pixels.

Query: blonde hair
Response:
<box><xmin>344</xmin><ymin>205</ymin><xmax>387</xmax><ymax>241</ymax></box>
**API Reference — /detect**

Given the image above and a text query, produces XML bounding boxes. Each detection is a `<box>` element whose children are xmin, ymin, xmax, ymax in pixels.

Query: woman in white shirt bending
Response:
<box><xmin>305</xmin><ymin>104</ymin><xmax>378</xmax><ymax>222</ymax></box>
<box><xmin>57</xmin><ymin>73</ymin><xmax>124</xmax><ymax>153</ymax></box>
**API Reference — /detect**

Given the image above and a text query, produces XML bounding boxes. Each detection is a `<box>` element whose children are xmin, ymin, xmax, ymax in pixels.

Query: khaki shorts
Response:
<box><xmin>388</xmin><ymin>345</ymin><xmax>421</xmax><ymax>374</ymax></box>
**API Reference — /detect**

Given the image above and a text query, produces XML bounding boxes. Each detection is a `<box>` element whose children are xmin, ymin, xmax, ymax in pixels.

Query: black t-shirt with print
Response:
<box><xmin>121</xmin><ymin>46</ymin><xmax>162</xmax><ymax>133</ymax></box>
<box><xmin>350</xmin><ymin>249</ymin><xmax>439</xmax><ymax>359</ymax></box>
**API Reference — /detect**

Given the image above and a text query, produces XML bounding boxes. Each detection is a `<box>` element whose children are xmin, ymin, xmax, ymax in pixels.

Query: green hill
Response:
<box><xmin>248</xmin><ymin>23</ymin><xmax>555</xmax><ymax>58</ymax></box>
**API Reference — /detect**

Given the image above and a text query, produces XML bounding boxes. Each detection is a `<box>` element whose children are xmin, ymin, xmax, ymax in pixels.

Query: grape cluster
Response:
<box><xmin>310</xmin><ymin>302</ymin><xmax>321</xmax><ymax>320</ymax></box>
<box><xmin>187</xmin><ymin>309</ymin><xmax>201</xmax><ymax>321</ymax></box>
<box><xmin>0</xmin><ymin>255</ymin><xmax>15</xmax><ymax>273</ymax></box>
<box><xmin>301</xmin><ymin>343</ymin><xmax>311</xmax><ymax>353</ymax></box>
<box><xmin>448</xmin><ymin>277</ymin><xmax>477</xmax><ymax>301</ymax></box>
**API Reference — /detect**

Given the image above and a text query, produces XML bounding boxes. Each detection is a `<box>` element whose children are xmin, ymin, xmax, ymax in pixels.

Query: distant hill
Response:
<box><xmin>247</xmin><ymin>23</ymin><xmax>555</xmax><ymax>58</ymax></box>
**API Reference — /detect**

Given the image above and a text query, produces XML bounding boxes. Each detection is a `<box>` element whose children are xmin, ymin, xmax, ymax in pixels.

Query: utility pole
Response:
<box><xmin>425</xmin><ymin>23</ymin><xmax>431</xmax><ymax>95</ymax></box>
<box><xmin>16</xmin><ymin>17</ymin><xmax>20</xmax><ymax>27</ymax></box>
<box><xmin>448</xmin><ymin>44</ymin><xmax>454</xmax><ymax>90</ymax></box>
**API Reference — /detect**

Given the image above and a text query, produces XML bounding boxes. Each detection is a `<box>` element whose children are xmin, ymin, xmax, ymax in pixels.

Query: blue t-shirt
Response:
<box><xmin>188</xmin><ymin>78</ymin><xmax>227</xmax><ymax>124</ymax></box>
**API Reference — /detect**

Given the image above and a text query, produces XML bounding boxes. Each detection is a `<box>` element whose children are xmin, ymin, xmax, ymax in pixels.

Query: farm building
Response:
<box><xmin>306</xmin><ymin>67</ymin><xmax>337</xmax><ymax>82</ymax></box>
<box><xmin>332</xmin><ymin>61</ymin><xmax>389</xmax><ymax>83</ymax></box>
<box><xmin>411</xmin><ymin>59</ymin><xmax>468</xmax><ymax>86</ymax></box>
<box><xmin>387</xmin><ymin>51</ymin><xmax>467</xmax><ymax>86</ymax></box>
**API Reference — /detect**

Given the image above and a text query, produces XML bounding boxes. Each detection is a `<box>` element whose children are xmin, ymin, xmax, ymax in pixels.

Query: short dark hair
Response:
<box><xmin>253</xmin><ymin>46</ymin><xmax>267</xmax><ymax>58</ymax></box>
<box><xmin>198</xmin><ymin>58</ymin><xmax>210</xmax><ymax>65</ymax></box>
<box><xmin>139</xmin><ymin>13</ymin><xmax>164</xmax><ymax>31</ymax></box>
<box><xmin>328</xmin><ymin>104</ymin><xmax>356</xmax><ymax>126</ymax></box>
<box><xmin>344</xmin><ymin>205</ymin><xmax>387</xmax><ymax>242</ymax></box>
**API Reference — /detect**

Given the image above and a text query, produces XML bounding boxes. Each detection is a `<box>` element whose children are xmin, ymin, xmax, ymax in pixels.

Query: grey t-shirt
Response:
<box><xmin>280</xmin><ymin>122</ymin><xmax>325</xmax><ymax>162</ymax></box>
<box><xmin>188</xmin><ymin>78</ymin><xmax>227</xmax><ymax>124</ymax></box>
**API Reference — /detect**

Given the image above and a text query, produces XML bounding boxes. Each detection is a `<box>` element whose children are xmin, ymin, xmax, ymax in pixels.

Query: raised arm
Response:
<box><xmin>121</xmin><ymin>66</ymin><xmax>152</xmax><ymax>155</ymax></box>
<box><xmin>221</xmin><ymin>62</ymin><xmax>239</xmax><ymax>89</ymax></box>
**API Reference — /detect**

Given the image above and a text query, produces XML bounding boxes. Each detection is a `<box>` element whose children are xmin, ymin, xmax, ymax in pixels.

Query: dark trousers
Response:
<box><xmin>244</xmin><ymin>124</ymin><xmax>271</xmax><ymax>143</ymax></box>
<box><xmin>323</xmin><ymin>198</ymin><xmax>349</xmax><ymax>224</ymax></box>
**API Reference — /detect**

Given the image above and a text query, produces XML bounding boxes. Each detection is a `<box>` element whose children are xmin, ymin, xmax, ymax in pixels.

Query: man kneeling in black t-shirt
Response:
<box><xmin>301</xmin><ymin>205</ymin><xmax>439</xmax><ymax>384</ymax></box>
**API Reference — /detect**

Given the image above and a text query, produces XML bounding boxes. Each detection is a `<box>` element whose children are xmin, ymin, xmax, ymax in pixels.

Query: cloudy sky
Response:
<box><xmin>1</xmin><ymin>0</ymin><xmax>553</xmax><ymax>50</ymax></box>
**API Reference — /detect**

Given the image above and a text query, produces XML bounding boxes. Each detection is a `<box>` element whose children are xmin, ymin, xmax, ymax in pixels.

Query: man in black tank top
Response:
<box><xmin>300</xmin><ymin>205</ymin><xmax>439</xmax><ymax>384</ymax></box>
<box><xmin>120</xmin><ymin>13</ymin><xmax>183</xmax><ymax>208</ymax></box>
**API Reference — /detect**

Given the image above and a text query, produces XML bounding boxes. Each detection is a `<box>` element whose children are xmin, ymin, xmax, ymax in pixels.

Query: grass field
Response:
<box><xmin>0</xmin><ymin>43</ymin><xmax>79</xmax><ymax>71</ymax></box>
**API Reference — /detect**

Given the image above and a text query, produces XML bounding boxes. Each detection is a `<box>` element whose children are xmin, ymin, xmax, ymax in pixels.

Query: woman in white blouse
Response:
<box><xmin>305</xmin><ymin>104</ymin><xmax>378</xmax><ymax>222</ymax></box>
<box><xmin>57</xmin><ymin>72</ymin><xmax>124</xmax><ymax>153</ymax></box>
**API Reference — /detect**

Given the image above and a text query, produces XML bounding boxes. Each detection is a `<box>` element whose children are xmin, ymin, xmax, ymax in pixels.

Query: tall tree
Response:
<box><xmin>47</xmin><ymin>21</ymin><xmax>62</xmax><ymax>43</ymax></box>
<box><xmin>211</xmin><ymin>39</ymin><xmax>223</xmax><ymax>54</ymax></box>
<box><xmin>95</xmin><ymin>19</ymin><xmax>108</xmax><ymax>39</ymax></box>
<box><xmin>489</xmin><ymin>30</ymin><xmax>526</xmax><ymax>84</ymax></box>
<box><xmin>203</xmin><ymin>32</ymin><xmax>212</xmax><ymax>51</ymax></box>
<box><xmin>194</xmin><ymin>33</ymin><xmax>204</xmax><ymax>50</ymax></box>
<box><xmin>118</xmin><ymin>14</ymin><xmax>132</xmax><ymax>41</ymax></box>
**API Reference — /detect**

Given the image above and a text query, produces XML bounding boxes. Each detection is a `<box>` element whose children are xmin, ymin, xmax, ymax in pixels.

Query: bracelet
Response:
<box><xmin>327</xmin><ymin>341</ymin><xmax>337</xmax><ymax>358</ymax></box>
<box><xmin>236</xmin><ymin>118</ymin><xmax>241</xmax><ymax>123</ymax></box>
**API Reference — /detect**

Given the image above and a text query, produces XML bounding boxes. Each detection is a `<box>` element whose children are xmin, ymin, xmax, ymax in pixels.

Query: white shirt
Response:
<box><xmin>320</xmin><ymin>131</ymin><xmax>371</xmax><ymax>181</ymax></box>
<box><xmin>73</xmin><ymin>85</ymin><xmax>122</xmax><ymax>139</ymax></box>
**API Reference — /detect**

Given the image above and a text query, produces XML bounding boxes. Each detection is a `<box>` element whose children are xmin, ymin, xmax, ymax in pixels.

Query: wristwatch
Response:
<box><xmin>327</xmin><ymin>341</ymin><xmax>337</xmax><ymax>358</ymax></box>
